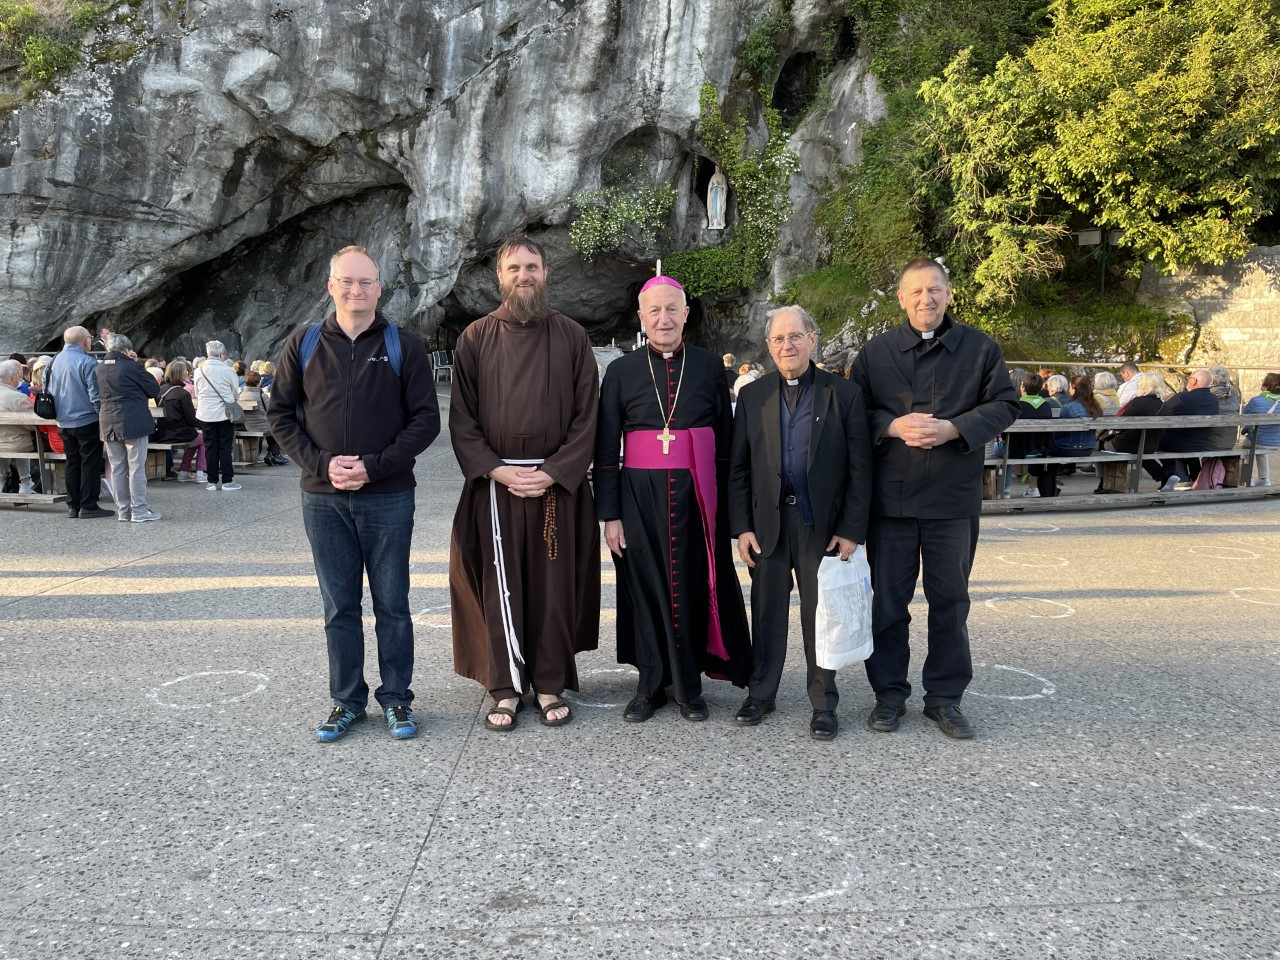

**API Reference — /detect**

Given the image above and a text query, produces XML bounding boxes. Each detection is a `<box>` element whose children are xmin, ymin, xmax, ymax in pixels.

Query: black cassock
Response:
<box><xmin>594</xmin><ymin>343</ymin><xmax>751</xmax><ymax>702</ymax></box>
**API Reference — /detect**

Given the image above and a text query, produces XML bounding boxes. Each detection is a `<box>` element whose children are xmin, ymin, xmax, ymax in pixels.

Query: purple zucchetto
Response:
<box><xmin>640</xmin><ymin>275</ymin><xmax>685</xmax><ymax>294</ymax></box>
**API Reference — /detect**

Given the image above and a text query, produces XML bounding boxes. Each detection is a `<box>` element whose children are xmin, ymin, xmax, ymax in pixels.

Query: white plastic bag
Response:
<box><xmin>814</xmin><ymin>547</ymin><xmax>874</xmax><ymax>670</ymax></box>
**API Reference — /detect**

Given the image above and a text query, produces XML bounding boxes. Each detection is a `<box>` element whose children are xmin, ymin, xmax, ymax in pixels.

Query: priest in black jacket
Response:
<box><xmin>850</xmin><ymin>258</ymin><xmax>1018</xmax><ymax>740</ymax></box>
<box><xmin>729</xmin><ymin>305</ymin><xmax>872</xmax><ymax>740</ymax></box>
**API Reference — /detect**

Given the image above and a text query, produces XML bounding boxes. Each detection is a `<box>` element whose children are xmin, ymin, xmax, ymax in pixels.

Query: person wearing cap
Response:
<box><xmin>595</xmin><ymin>275</ymin><xmax>752</xmax><ymax>723</ymax></box>
<box><xmin>448</xmin><ymin>236</ymin><xmax>601</xmax><ymax>732</ymax></box>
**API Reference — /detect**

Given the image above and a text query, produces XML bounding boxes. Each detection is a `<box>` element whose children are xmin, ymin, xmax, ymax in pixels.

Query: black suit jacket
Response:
<box><xmin>728</xmin><ymin>366</ymin><xmax>873</xmax><ymax>557</ymax></box>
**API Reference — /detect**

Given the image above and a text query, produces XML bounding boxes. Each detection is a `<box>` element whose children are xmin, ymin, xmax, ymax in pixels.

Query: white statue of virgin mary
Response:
<box><xmin>706</xmin><ymin>167</ymin><xmax>727</xmax><ymax>231</ymax></box>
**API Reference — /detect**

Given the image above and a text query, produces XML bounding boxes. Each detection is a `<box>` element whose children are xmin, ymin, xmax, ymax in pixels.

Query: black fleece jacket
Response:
<box><xmin>268</xmin><ymin>312</ymin><xmax>440</xmax><ymax>494</ymax></box>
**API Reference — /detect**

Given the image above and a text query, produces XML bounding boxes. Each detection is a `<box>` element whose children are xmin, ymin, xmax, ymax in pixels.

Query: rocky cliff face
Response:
<box><xmin>1</xmin><ymin>0</ymin><xmax>882</xmax><ymax>363</ymax></box>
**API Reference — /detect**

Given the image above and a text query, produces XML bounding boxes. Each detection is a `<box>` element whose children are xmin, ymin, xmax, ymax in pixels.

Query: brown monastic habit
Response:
<box><xmin>448</xmin><ymin>306</ymin><xmax>601</xmax><ymax>698</ymax></box>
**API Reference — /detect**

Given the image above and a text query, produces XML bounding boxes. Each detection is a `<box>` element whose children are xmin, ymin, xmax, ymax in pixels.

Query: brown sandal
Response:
<box><xmin>484</xmin><ymin>700</ymin><xmax>521</xmax><ymax>732</ymax></box>
<box><xmin>537</xmin><ymin>697</ymin><xmax>572</xmax><ymax>727</ymax></box>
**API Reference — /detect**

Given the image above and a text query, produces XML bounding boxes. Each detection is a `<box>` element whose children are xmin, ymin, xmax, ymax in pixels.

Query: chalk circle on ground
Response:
<box><xmin>147</xmin><ymin>670</ymin><xmax>270</xmax><ymax>710</ymax></box>
<box><xmin>968</xmin><ymin>663</ymin><xmax>1056</xmax><ymax>700</ymax></box>
<box><xmin>984</xmin><ymin>596</ymin><xmax>1075</xmax><ymax>619</ymax></box>
<box><xmin>1178</xmin><ymin>801</ymin><xmax>1279</xmax><ymax>870</ymax></box>
<box><xmin>1230</xmin><ymin>587</ymin><xmax>1280</xmax><ymax>606</ymax></box>
<box><xmin>997</xmin><ymin>520</ymin><xmax>1060</xmax><ymax>534</ymax></box>
<box><xmin>561</xmin><ymin>667</ymin><xmax>640</xmax><ymax>709</ymax></box>
<box><xmin>1188</xmin><ymin>544</ymin><xmax>1260</xmax><ymax>560</ymax></box>
<box><xmin>414</xmin><ymin>604</ymin><xmax>452</xmax><ymax>628</ymax></box>
<box><xmin>995</xmin><ymin>554</ymin><xmax>1070</xmax><ymax>568</ymax></box>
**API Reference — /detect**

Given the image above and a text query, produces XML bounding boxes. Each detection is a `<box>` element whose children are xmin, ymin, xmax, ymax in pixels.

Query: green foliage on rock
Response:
<box><xmin>921</xmin><ymin>0</ymin><xmax>1280</xmax><ymax>307</ymax></box>
<box><xmin>786</xmin><ymin>265</ymin><xmax>889</xmax><ymax>345</ymax></box>
<box><xmin>665</xmin><ymin>82</ymin><xmax>800</xmax><ymax>298</ymax></box>
<box><xmin>0</xmin><ymin>0</ymin><xmax>112</xmax><ymax>86</ymax></box>
<box><xmin>569</xmin><ymin>150</ymin><xmax>678</xmax><ymax>261</ymax></box>
<box><xmin>850</xmin><ymin>0</ymin><xmax>1048</xmax><ymax>89</ymax></box>
<box><xmin>739</xmin><ymin>0</ymin><xmax>794</xmax><ymax>78</ymax></box>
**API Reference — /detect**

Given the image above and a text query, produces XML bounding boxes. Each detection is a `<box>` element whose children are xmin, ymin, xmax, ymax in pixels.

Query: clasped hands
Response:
<box><xmin>489</xmin><ymin>464</ymin><xmax>556</xmax><ymax>498</ymax></box>
<box><xmin>328</xmin><ymin>455</ymin><xmax>370</xmax><ymax>491</ymax></box>
<box><xmin>888</xmin><ymin>412</ymin><xmax>959</xmax><ymax>448</ymax></box>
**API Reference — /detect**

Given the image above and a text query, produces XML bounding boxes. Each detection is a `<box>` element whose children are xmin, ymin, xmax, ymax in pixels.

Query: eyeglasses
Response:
<box><xmin>330</xmin><ymin>277</ymin><xmax>379</xmax><ymax>291</ymax></box>
<box><xmin>766</xmin><ymin>333</ymin><xmax>813</xmax><ymax>346</ymax></box>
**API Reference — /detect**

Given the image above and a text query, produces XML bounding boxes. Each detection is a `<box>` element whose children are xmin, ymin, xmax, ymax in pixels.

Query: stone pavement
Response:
<box><xmin>2</xmin><ymin>384</ymin><xmax>1278</xmax><ymax>959</ymax></box>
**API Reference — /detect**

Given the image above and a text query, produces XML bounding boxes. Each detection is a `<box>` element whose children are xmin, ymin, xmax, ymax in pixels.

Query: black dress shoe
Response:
<box><xmin>733</xmin><ymin>697</ymin><xmax>775</xmax><ymax>726</ymax></box>
<box><xmin>78</xmin><ymin>506</ymin><xmax>114</xmax><ymax>519</ymax></box>
<box><xmin>923</xmin><ymin>703</ymin><xmax>975</xmax><ymax>740</ymax></box>
<box><xmin>623</xmin><ymin>690</ymin><xmax>667</xmax><ymax>723</ymax></box>
<box><xmin>678</xmin><ymin>695</ymin><xmax>709</xmax><ymax>721</ymax></box>
<box><xmin>810</xmin><ymin>710</ymin><xmax>838</xmax><ymax>741</ymax></box>
<box><xmin>67</xmin><ymin>507</ymin><xmax>79</xmax><ymax>519</ymax></box>
<box><xmin>867</xmin><ymin>700</ymin><xmax>906</xmax><ymax>733</ymax></box>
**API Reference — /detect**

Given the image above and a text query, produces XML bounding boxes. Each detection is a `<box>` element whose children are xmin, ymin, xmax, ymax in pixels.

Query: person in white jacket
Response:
<box><xmin>194</xmin><ymin>341</ymin><xmax>242</xmax><ymax>491</ymax></box>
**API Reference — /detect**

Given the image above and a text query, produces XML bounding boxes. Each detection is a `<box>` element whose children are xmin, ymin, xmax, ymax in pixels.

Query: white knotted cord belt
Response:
<box><xmin>489</xmin><ymin>458</ymin><xmax>544</xmax><ymax>693</ymax></box>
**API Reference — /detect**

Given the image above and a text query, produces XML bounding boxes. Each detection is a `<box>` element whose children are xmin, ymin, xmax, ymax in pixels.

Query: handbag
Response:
<box><xmin>33</xmin><ymin>389</ymin><xmax>56</xmax><ymax>420</ymax></box>
<box><xmin>814</xmin><ymin>546</ymin><xmax>875</xmax><ymax>670</ymax></box>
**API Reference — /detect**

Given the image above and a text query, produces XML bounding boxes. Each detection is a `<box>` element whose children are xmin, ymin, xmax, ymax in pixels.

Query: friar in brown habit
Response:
<box><xmin>448</xmin><ymin>236</ymin><xmax>601</xmax><ymax>730</ymax></box>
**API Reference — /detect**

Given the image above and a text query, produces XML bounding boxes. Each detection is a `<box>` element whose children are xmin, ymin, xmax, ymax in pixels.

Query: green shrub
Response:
<box><xmin>0</xmin><ymin>0</ymin><xmax>112</xmax><ymax>86</ymax></box>
<box><xmin>569</xmin><ymin>149</ymin><xmax>678</xmax><ymax>261</ymax></box>
<box><xmin>740</xmin><ymin>1</ymin><xmax>793</xmax><ymax>78</ymax></box>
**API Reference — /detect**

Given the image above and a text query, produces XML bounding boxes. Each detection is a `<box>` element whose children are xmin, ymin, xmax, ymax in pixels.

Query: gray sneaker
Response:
<box><xmin>117</xmin><ymin>509</ymin><xmax>131</xmax><ymax>522</ymax></box>
<box><xmin>220</xmin><ymin>482</ymin><xmax>242</xmax><ymax>491</ymax></box>
<box><xmin>131</xmin><ymin>509</ymin><xmax>162</xmax><ymax>523</ymax></box>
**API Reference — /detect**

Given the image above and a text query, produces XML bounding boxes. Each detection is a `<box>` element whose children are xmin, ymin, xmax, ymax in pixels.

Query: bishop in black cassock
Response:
<box><xmin>594</xmin><ymin>276</ymin><xmax>751</xmax><ymax>723</ymax></box>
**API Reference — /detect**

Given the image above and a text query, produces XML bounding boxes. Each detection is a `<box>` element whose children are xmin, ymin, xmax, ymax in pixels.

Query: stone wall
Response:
<box><xmin>1138</xmin><ymin>246</ymin><xmax>1280</xmax><ymax>394</ymax></box>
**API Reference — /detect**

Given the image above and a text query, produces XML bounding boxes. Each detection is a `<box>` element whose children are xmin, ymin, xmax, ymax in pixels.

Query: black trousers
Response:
<box><xmin>199</xmin><ymin>419</ymin><xmax>235</xmax><ymax>484</ymax></box>
<box><xmin>864</xmin><ymin>514</ymin><xmax>979</xmax><ymax>707</ymax></box>
<box><xmin>58</xmin><ymin>422</ymin><xmax>103</xmax><ymax>511</ymax></box>
<box><xmin>747</xmin><ymin>502</ymin><xmax>837</xmax><ymax>711</ymax></box>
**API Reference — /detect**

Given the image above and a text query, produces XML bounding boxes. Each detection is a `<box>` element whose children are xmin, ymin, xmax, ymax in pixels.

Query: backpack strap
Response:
<box><xmin>384</xmin><ymin>324</ymin><xmax>402</xmax><ymax>376</ymax></box>
<box><xmin>299</xmin><ymin>322</ymin><xmax>401</xmax><ymax>377</ymax></box>
<box><xmin>299</xmin><ymin>322</ymin><xmax>324</xmax><ymax>373</ymax></box>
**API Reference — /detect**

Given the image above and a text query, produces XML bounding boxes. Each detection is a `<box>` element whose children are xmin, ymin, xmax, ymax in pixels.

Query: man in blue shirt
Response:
<box><xmin>46</xmin><ymin>326</ymin><xmax>112</xmax><ymax>519</ymax></box>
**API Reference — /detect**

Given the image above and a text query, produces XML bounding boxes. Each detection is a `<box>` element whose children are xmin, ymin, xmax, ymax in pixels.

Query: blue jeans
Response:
<box><xmin>301</xmin><ymin>489</ymin><xmax>416</xmax><ymax>712</ymax></box>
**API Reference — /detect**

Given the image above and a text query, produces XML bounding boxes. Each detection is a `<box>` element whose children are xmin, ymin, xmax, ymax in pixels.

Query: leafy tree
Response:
<box><xmin>920</xmin><ymin>0</ymin><xmax>1280</xmax><ymax>306</ymax></box>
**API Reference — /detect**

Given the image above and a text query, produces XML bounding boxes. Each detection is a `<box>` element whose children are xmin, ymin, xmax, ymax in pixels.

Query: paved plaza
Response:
<box><xmin>2</xmin><ymin>383</ymin><xmax>1278</xmax><ymax>959</ymax></box>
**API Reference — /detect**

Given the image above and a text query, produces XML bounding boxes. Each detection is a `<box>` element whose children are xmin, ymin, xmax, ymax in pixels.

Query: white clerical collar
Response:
<box><xmin>662</xmin><ymin>351</ymin><xmax>674</xmax><ymax>359</ymax></box>
<box><xmin>785</xmin><ymin>377</ymin><xmax>799</xmax><ymax>386</ymax></box>
<box><xmin>921</xmin><ymin>330</ymin><xmax>936</xmax><ymax>340</ymax></box>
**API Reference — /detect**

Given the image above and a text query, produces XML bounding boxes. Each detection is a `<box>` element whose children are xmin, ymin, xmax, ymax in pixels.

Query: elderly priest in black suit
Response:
<box><xmin>729</xmin><ymin>305</ymin><xmax>873</xmax><ymax>741</ymax></box>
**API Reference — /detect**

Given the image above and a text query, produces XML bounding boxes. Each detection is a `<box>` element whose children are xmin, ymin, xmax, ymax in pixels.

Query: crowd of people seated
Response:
<box><xmin>2</xmin><ymin>337</ymin><xmax>289</xmax><ymax>513</ymax></box>
<box><xmin>996</xmin><ymin>364</ymin><xmax>1279</xmax><ymax>497</ymax></box>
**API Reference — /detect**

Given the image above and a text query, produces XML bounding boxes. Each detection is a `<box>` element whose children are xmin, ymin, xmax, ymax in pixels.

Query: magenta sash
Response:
<box><xmin>623</xmin><ymin>427</ymin><xmax>728</xmax><ymax>661</ymax></box>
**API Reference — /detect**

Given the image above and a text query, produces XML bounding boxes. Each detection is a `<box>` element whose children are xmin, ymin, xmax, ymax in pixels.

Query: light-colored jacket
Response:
<box><xmin>46</xmin><ymin>343</ymin><xmax>100</xmax><ymax>428</ymax></box>
<box><xmin>194</xmin><ymin>358</ymin><xmax>240</xmax><ymax>422</ymax></box>
<box><xmin>0</xmin><ymin>382</ymin><xmax>36</xmax><ymax>453</ymax></box>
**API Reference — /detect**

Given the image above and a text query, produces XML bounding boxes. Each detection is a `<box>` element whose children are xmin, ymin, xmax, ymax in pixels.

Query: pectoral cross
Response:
<box><xmin>657</xmin><ymin>428</ymin><xmax>675</xmax><ymax>454</ymax></box>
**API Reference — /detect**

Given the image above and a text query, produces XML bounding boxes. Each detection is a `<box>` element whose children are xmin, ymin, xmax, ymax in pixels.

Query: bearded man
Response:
<box><xmin>449</xmin><ymin>236</ymin><xmax>601</xmax><ymax>731</ymax></box>
<box><xmin>595</xmin><ymin>276</ymin><xmax>752</xmax><ymax>723</ymax></box>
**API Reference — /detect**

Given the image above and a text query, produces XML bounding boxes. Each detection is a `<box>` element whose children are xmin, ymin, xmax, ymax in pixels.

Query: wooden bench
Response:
<box><xmin>0</xmin><ymin>410</ymin><xmax>65</xmax><ymax>505</ymax></box>
<box><xmin>15</xmin><ymin>444</ymin><xmax>178</xmax><ymax>496</ymax></box>
<box><xmin>0</xmin><ymin>491</ymin><xmax>65</xmax><ymax>507</ymax></box>
<box><xmin>233</xmin><ymin>431</ymin><xmax>266</xmax><ymax>467</ymax></box>
<box><xmin>983</xmin><ymin>411</ymin><xmax>1280</xmax><ymax>511</ymax></box>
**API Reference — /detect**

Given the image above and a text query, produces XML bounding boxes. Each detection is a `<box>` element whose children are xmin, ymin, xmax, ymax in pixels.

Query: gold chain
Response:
<box><xmin>646</xmin><ymin>348</ymin><xmax>685</xmax><ymax>430</ymax></box>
